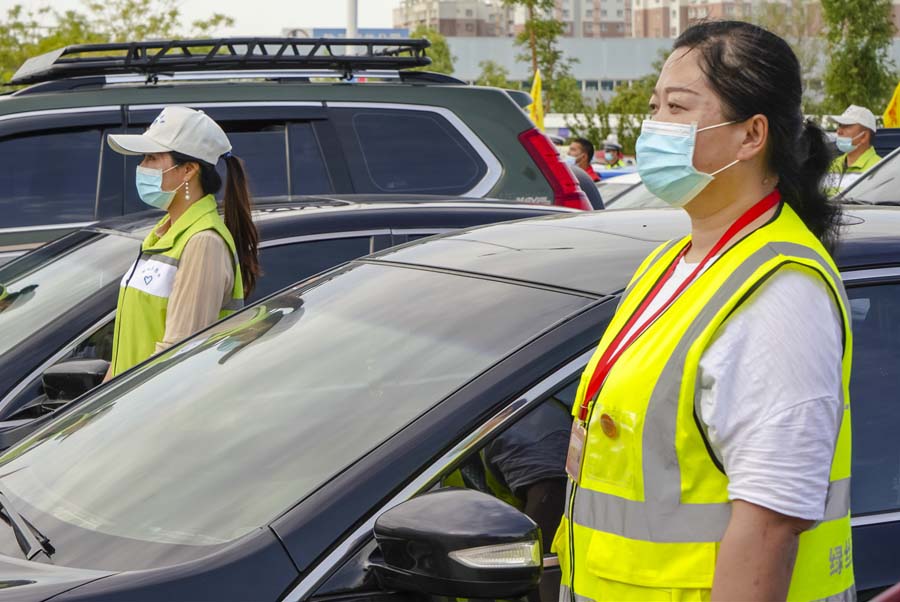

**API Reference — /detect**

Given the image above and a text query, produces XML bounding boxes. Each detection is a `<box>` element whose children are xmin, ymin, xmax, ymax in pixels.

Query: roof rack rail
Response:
<box><xmin>9</xmin><ymin>38</ymin><xmax>433</xmax><ymax>86</ymax></box>
<box><xmin>9</xmin><ymin>68</ymin><xmax>465</xmax><ymax>96</ymax></box>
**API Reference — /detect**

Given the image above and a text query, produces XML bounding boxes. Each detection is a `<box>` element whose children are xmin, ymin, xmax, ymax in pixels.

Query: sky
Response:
<box><xmin>0</xmin><ymin>0</ymin><xmax>399</xmax><ymax>36</ymax></box>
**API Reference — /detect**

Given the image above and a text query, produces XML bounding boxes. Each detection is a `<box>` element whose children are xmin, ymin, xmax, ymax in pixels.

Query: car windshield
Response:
<box><xmin>604</xmin><ymin>182</ymin><xmax>668</xmax><ymax>210</ymax></box>
<box><xmin>0</xmin><ymin>261</ymin><xmax>589</xmax><ymax>567</ymax></box>
<box><xmin>0</xmin><ymin>231</ymin><xmax>139</xmax><ymax>358</ymax></box>
<box><xmin>840</xmin><ymin>149</ymin><xmax>900</xmax><ymax>205</ymax></box>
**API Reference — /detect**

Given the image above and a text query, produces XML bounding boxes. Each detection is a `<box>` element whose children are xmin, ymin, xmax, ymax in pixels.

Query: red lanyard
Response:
<box><xmin>578</xmin><ymin>190</ymin><xmax>781</xmax><ymax>421</ymax></box>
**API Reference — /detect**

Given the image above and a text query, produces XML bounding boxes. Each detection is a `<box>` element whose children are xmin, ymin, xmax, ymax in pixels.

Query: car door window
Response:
<box><xmin>847</xmin><ymin>282</ymin><xmax>900</xmax><ymax>515</ymax></box>
<box><xmin>288</xmin><ymin>123</ymin><xmax>333</xmax><ymax>194</ymax></box>
<box><xmin>332</xmin><ymin>107</ymin><xmax>488</xmax><ymax>195</ymax></box>
<box><xmin>0</xmin><ymin>129</ymin><xmax>101</xmax><ymax>227</ymax></box>
<box><xmin>254</xmin><ymin>236</ymin><xmax>386</xmax><ymax>301</ymax></box>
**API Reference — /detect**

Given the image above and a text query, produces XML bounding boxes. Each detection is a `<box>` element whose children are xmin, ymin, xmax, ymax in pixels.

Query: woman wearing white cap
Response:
<box><xmin>104</xmin><ymin>105</ymin><xmax>260</xmax><ymax>378</ymax></box>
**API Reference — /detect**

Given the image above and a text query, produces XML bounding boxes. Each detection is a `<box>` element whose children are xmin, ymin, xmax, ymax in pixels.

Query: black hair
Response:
<box><xmin>573</xmin><ymin>137</ymin><xmax>596</xmax><ymax>161</ymax></box>
<box><xmin>674</xmin><ymin>20</ymin><xmax>841</xmax><ymax>251</ymax></box>
<box><xmin>170</xmin><ymin>151</ymin><xmax>261</xmax><ymax>296</ymax></box>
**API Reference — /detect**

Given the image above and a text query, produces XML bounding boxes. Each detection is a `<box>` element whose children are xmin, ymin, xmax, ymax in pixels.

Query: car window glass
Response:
<box><xmin>0</xmin><ymin>233</ymin><xmax>138</xmax><ymax>358</ymax></box>
<box><xmin>604</xmin><ymin>183</ymin><xmax>668</xmax><ymax>210</ymax></box>
<box><xmin>0</xmin><ymin>264</ymin><xmax>590</xmax><ymax>567</ymax></box>
<box><xmin>847</xmin><ymin>283</ymin><xmax>900</xmax><ymax>515</ymax></box>
<box><xmin>0</xmin><ymin>129</ymin><xmax>101</xmax><ymax>227</ymax></box>
<box><xmin>289</xmin><ymin>123</ymin><xmax>333</xmax><ymax>194</ymax></box>
<box><xmin>253</xmin><ymin>237</ymin><xmax>374</xmax><ymax>301</ymax></box>
<box><xmin>841</xmin><ymin>150</ymin><xmax>895</xmax><ymax>204</ymax></box>
<box><xmin>335</xmin><ymin>108</ymin><xmax>487</xmax><ymax>195</ymax></box>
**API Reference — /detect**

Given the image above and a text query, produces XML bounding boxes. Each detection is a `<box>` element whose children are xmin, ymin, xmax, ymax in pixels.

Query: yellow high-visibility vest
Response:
<box><xmin>554</xmin><ymin>202</ymin><xmax>854</xmax><ymax>602</ymax></box>
<box><xmin>109</xmin><ymin>195</ymin><xmax>243</xmax><ymax>376</ymax></box>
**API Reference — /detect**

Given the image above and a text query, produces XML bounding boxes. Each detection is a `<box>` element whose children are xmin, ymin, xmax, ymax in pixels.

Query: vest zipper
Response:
<box><xmin>110</xmin><ymin>246</ymin><xmax>144</xmax><ymax>375</ymax></box>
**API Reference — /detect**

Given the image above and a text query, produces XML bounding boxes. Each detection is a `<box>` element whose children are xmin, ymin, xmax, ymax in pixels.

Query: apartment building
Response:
<box><xmin>393</xmin><ymin>0</ymin><xmax>631</xmax><ymax>38</ymax></box>
<box><xmin>393</xmin><ymin>0</ymin><xmax>511</xmax><ymax>36</ymax></box>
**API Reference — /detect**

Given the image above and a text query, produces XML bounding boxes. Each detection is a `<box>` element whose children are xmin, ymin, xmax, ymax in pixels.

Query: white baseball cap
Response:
<box><xmin>603</xmin><ymin>133</ymin><xmax>622</xmax><ymax>150</ymax></box>
<box><xmin>831</xmin><ymin>105</ymin><xmax>877</xmax><ymax>132</ymax></box>
<box><xmin>108</xmin><ymin>106</ymin><xmax>232</xmax><ymax>165</ymax></box>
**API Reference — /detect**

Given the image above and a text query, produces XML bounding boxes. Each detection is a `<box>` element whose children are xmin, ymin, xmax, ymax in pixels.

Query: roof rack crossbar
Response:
<box><xmin>8</xmin><ymin>37</ymin><xmax>433</xmax><ymax>86</ymax></box>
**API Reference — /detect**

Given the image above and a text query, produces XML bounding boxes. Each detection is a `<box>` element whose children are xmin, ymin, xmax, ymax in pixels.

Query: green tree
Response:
<box><xmin>821</xmin><ymin>0</ymin><xmax>896</xmax><ymax>113</ymax></box>
<box><xmin>0</xmin><ymin>1</ymin><xmax>233</xmax><ymax>83</ymax></box>
<box><xmin>475</xmin><ymin>59</ymin><xmax>512</xmax><ymax>88</ymax></box>
<box><xmin>504</xmin><ymin>1</ymin><xmax>581</xmax><ymax>113</ymax></box>
<box><xmin>409</xmin><ymin>25</ymin><xmax>455</xmax><ymax>75</ymax></box>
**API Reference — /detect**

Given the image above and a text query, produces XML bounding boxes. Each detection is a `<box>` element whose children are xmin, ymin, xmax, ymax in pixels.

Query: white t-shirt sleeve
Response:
<box><xmin>698</xmin><ymin>268</ymin><xmax>844</xmax><ymax>520</ymax></box>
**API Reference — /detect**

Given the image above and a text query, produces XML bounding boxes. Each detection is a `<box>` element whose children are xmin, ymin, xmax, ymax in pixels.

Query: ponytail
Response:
<box><xmin>775</xmin><ymin>120</ymin><xmax>842</xmax><ymax>253</ymax></box>
<box><xmin>171</xmin><ymin>151</ymin><xmax>261</xmax><ymax>296</ymax></box>
<box><xmin>222</xmin><ymin>154</ymin><xmax>260</xmax><ymax>296</ymax></box>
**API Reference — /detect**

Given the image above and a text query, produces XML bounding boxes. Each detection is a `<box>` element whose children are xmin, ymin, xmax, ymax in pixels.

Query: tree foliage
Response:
<box><xmin>0</xmin><ymin>1</ymin><xmax>233</xmax><ymax>83</ymax></box>
<box><xmin>821</xmin><ymin>0</ymin><xmax>896</xmax><ymax>114</ymax></box>
<box><xmin>410</xmin><ymin>25</ymin><xmax>455</xmax><ymax>75</ymax></box>
<box><xmin>475</xmin><ymin>59</ymin><xmax>512</xmax><ymax>88</ymax></box>
<box><xmin>504</xmin><ymin>1</ymin><xmax>581</xmax><ymax>113</ymax></box>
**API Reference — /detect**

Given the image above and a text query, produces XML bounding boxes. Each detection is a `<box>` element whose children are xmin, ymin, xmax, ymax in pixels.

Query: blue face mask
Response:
<box><xmin>604</xmin><ymin>151</ymin><xmax>616</xmax><ymax>163</ymax></box>
<box><xmin>563</xmin><ymin>154</ymin><xmax>578</xmax><ymax>166</ymax></box>
<box><xmin>135</xmin><ymin>165</ymin><xmax>180</xmax><ymax>210</ymax></box>
<box><xmin>836</xmin><ymin>132</ymin><xmax>862</xmax><ymax>154</ymax></box>
<box><xmin>636</xmin><ymin>119</ymin><xmax>740</xmax><ymax>207</ymax></box>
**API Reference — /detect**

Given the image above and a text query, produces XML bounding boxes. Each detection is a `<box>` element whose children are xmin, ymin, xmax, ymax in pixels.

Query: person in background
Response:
<box><xmin>104</xmin><ymin>105</ymin><xmax>260</xmax><ymax>379</ymax></box>
<box><xmin>602</xmin><ymin>133</ymin><xmax>627</xmax><ymax>169</ymax></box>
<box><xmin>566</xmin><ymin>137</ymin><xmax>600</xmax><ymax>182</ymax></box>
<box><xmin>826</xmin><ymin>104</ymin><xmax>881</xmax><ymax>195</ymax></box>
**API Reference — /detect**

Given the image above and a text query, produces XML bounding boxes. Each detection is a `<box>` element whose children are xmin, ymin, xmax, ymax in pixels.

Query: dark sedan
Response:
<box><xmin>0</xmin><ymin>202</ymin><xmax>895</xmax><ymax>601</ymax></box>
<box><xmin>0</xmin><ymin>195</ymin><xmax>573</xmax><ymax>430</ymax></box>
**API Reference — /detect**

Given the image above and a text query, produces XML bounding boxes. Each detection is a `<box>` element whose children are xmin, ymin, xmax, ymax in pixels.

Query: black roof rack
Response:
<box><xmin>9</xmin><ymin>37</ymin><xmax>433</xmax><ymax>86</ymax></box>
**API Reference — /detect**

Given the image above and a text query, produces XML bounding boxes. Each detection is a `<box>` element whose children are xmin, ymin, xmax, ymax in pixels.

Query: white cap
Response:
<box><xmin>831</xmin><ymin>105</ymin><xmax>877</xmax><ymax>132</ymax></box>
<box><xmin>603</xmin><ymin>133</ymin><xmax>622</xmax><ymax>150</ymax></box>
<box><xmin>107</xmin><ymin>106</ymin><xmax>232</xmax><ymax>165</ymax></box>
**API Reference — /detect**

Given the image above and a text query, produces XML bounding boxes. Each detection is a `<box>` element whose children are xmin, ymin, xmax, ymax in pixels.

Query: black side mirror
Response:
<box><xmin>42</xmin><ymin>359</ymin><xmax>109</xmax><ymax>402</ymax></box>
<box><xmin>371</xmin><ymin>488</ymin><xmax>542</xmax><ymax>599</ymax></box>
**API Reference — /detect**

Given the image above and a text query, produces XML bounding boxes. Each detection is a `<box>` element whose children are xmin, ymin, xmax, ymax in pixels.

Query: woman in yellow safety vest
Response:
<box><xmin>104</xmin><ymin>106</ymin><xmax>260</xmax><ymax>378</ymax></box>
<box><xmin>556</xmin><ymin>21</ymin><xmax>853</xmax><ymax>602</ymax></box>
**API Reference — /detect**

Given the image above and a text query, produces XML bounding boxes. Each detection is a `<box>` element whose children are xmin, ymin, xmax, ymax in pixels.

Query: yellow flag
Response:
<box><xmin>529</xmin><ymin>69</ymin><xmax>544</xmax><ymax>131</ymax></box>
<box><xmin>884</xmin><ymin>81</ymin><xmax>900</xmax><ymax>128</ymax></box>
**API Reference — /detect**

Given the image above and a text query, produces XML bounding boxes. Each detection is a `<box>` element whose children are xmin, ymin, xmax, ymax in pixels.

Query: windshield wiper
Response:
<box><xmin>839</xmin><ymin>197</ymin><xmax>873</xmax><ymax>205</ymax></box>
<box><xmin>0</xmin><ymin>489</ymin><xmax>53</xmax><ymax>560</ymax></box>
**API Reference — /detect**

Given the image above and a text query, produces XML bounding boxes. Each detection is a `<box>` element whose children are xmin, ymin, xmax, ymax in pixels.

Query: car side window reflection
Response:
<box><xmin>440</xmin><ymin>376</ymin><xmax>579</xmax><ymax>552</ymax></box>
<box><xmin>848</xmin><ymin>283</ymin><xmax>900</xmax><ymax>515</ymax></box>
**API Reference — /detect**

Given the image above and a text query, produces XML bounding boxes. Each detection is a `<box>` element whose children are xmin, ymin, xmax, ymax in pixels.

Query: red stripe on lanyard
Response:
<box><xmin>578</xmin><ymin>189</ymin><xmax>782</xmax><ymax>421</ymax></box>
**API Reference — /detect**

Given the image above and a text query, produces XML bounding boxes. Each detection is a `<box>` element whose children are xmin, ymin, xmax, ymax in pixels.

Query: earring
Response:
<box><xmin>184</xmin><ymin>181</ymin><xmax>190</xmax><ymax>202</ymax></box>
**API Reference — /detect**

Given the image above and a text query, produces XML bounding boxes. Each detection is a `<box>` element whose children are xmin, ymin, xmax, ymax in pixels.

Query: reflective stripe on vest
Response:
<box><xmin>557</xmin><ymin>204</ymin><xmax>854</xmax><ymax>601</ymax></box>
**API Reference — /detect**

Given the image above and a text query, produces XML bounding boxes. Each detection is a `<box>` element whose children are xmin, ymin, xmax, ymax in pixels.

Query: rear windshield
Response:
<box><xmin>0</xmin><ymin>261</ymin><xmax>589</xmax><ymax>569</ymax></box>
<box><xmin>0</xmin><ymin>232</ymin><xmax>139</xmax><ymax>358</ymax></box>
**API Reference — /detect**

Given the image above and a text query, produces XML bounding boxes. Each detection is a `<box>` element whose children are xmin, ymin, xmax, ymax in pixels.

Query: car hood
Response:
<box><xmin>0</xmin><ymin>555</ymin><xmax>112</xmax><ymax>601</ymax></box>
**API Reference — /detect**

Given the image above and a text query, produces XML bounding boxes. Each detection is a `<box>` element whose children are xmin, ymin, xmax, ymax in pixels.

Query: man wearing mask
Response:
<box><xmin>566</xmin><ymin>137</ymin><xmax>600</xmax><ymax>182</ymax></box>
<box><xmin>827</xmin><ymin>104</ymin><xmax>881</xmax><ymax>195</ymax></box>
<box><xmin>602</xmin><ymin>133</ymin><xmax>627</xmax><ymax>169</ymax></box>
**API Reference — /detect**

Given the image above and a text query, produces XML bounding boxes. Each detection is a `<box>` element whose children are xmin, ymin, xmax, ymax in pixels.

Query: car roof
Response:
<box><xmin>91</xmin><ymin>195</ymin><xmax>575</xmax><ymax>239</ymax></box>
<box><xmin>371</xmin><ymin>205</ymin><xmax>900</xmax><ymax>296</ymax></box>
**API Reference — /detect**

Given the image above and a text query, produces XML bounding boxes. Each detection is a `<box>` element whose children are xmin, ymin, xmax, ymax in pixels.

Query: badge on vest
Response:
<box><xmin>566</xmin><ymin>421</ymin><xmax>587</xmax><ymax>481</ymax></box>
<box><xmin>125</xmin><ymin>257</ymin><xmax>177</xmax><ymax>299</ymax></box>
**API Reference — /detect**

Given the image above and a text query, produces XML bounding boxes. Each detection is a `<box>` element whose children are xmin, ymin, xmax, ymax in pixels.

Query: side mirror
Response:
<box><xmin>371</xmin><ymin>488</ymin><xmax>542</xmax><ymax>599</ymax></box>
<box><xmin>42</xmin><ymin>359</ymin><xmax>109</xmax><ymax>402</ymax></box>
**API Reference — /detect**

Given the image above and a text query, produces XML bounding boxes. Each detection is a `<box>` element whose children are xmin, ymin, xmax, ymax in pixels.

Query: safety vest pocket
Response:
<box><xmin>583</xmin><ymin>405</ymin><xmax>642</xmax><ymax>497</ymax></box>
